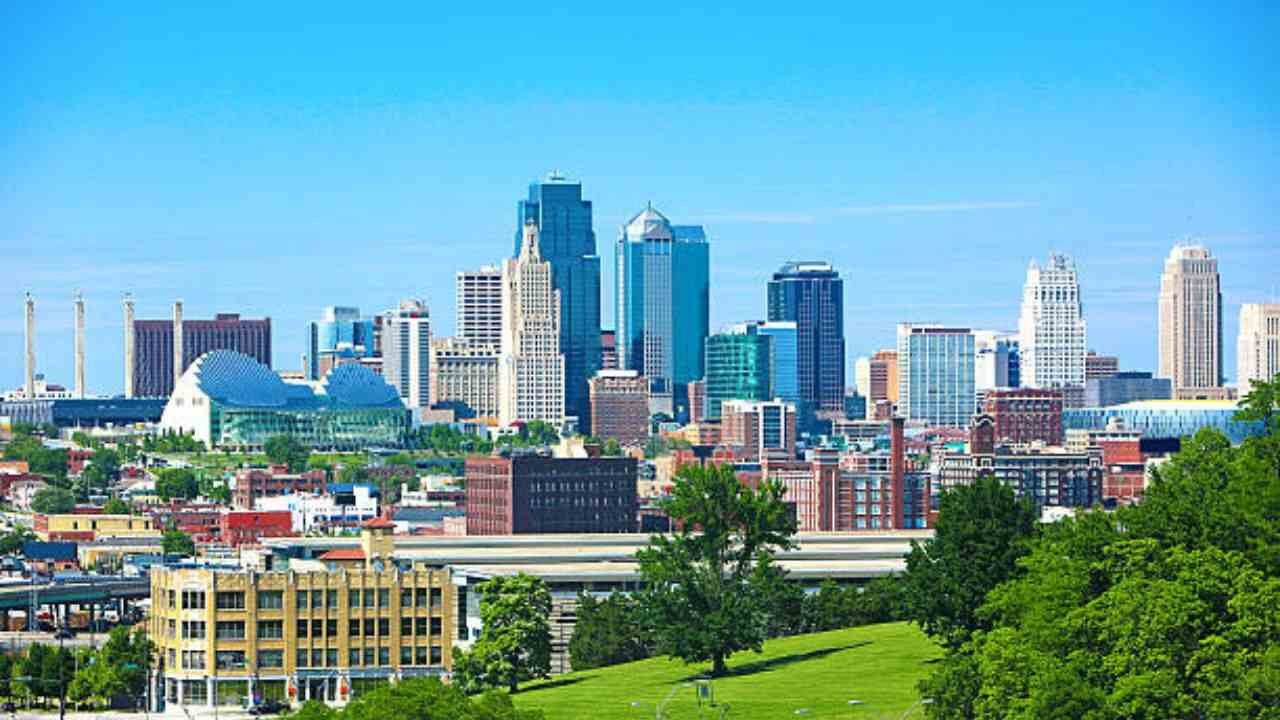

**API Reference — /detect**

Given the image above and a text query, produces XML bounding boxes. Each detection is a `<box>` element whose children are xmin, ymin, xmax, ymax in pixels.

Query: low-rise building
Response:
<box><xmin>720</xmin><ymin>399</ymin><xmax>796</xmax><ymax>462</ymax></box>
<box><xmin>34</xmin><ymin>513</ymin><xmax>157</xmax><ymax>541</ymax></box>
<box><xmin>465</xmin><ymin>454</ymin><xmax>637</xmax><ymax>535</ymax></box>
<box><xmin>981</xmin><ymin>388</ymin><xmax>1064</xmax><ymax>446</ymax></box>
<box><xmin>1084</xmin><ymin>372</ymin><xmax>1172</xmax><ymax>407</ymax></box>
<box><xmin>219</xmin><ymin>511</ymin><xmax>295</xmax><ymax>547</ymax></box>
<box><xmin>256</xmin><ymin>487</ymin><xmax>379</xmax><ymax>533</ymax></box>
<box><xmin>588</xmin><ymin>370</ymin><xmax>650</xmax><ymax>446</ymax></box>
<box><xmin>233</xmin><ymin>468</ymin><xmax>327</xmax><ymax>510</ymax></box>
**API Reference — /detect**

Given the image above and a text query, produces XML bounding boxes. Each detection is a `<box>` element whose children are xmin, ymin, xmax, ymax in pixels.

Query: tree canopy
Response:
<box><xmin>636</xmin><ymin>461</ymin><xmax>797</xmax><ymax>675</ymax></box>
<box><xmin>264</xmin><ymin>435</ymin><xmax>310</xmax><ymax>471</ymax></box>
<box><xmin>154</xmin><ymin>467</ymin><xmax>199</xmax><ymax>501</ymax></box>
<box><xmin>31</xmin><ymin>486</ymin><xmax>76</xmax><ymax>514</ymax></box>
<box><xmin>161</xmin><ymin>529</ymin><xmax>195</xmax><ymax>556</ymax></box>
<box><xmin>453</xmin><ymin>574</ymin><xmax>552</xmax><ymax>694</ymax></box>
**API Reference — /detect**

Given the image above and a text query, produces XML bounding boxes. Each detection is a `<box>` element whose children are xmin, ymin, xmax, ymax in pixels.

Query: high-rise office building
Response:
<box><xmin>456</xmin><ymin>266</ymin><xmax>503</xmax><ymax>348</ymax></box>
<box><xmin>854</xmin><ymin>357</ymin><xmax>871</xmax><ymax>399</ymax></box>
<box><xmin>305</xmin><ymin>306</ymin><xmax>375</xmax><ymax>381</ymax></box>
<box><xmin>1085</xmin><ymin>351</ymin><xmax>1120</xmax><ymax>380</ymax></box>
<box><xmin>133</xmin><ymin>312</ymin><xmax>272</xmax><ymax>398</ymax></box>
<box><xmin>897</xmin><ymin>324</ymin><xmax>975</xmax><ymax>427</ymax></box>
<box><xmin>615</xmin><ymin>204</ymin><xmax>710</xmax><ymax>418</ymax></box>
<box><xmin>758</xmin><ymin>321</ymin><xmax>799</xmax><ymax>407</ymax></box>
<box><xmin>1158</xmin><ymin>244</ymin><xmax>1223</xmax><ymax>392</ymax></box>
<box><xmin>429</xmin><ymin>337</ymin><xmax>499</xmax><ymax>420</ymax></box>
<box><xmin>767</xmin><ymin>261</ymin><xmax>845</xmax><ymax>426</ymax></box>
<box><xmin>720</xmin><ymin>399</ymin><xmax>797</xmax><ymax>462</ymax></box>
<box><xmin>499</xmin><ymin>221</ymin><xmax>566</xmax><ymax>427</ymax></box>
<box><xmin>868</xmin><ymin>349</ymin><xmax>899</xmax><ymax>409</ymax></box>
<box><xmin>704</xmin><ymin>323</ymin><xmax>773</xmax><ymax>421</ymax></box>
<box><xmin>1018</xmin><ymin>253</ymin><xmax>1086</xmax><ymax>403</ymax></box>
<box><xmin>974</xmin><ymin>331</ymin><xmax>1019</xmax><ymax>392</ymax></box>
<box><xmin>515</xmin><ymin>174</ymin><xmax>600</xmax><ymax>426</ymax></box>
<box><xmin>1238</xmin><ymin>303</ymin><xmax>1280</xmax><ymax>397</ymax></box>
<box><xmin>381</xmin><ymin>300</ymin><xmax>432</xmax><ymax>409</ymax></box>
<box><xmin>588</xmin><ymin>369</ymin><xmax>650</xmax><ymax>446</ymax></box>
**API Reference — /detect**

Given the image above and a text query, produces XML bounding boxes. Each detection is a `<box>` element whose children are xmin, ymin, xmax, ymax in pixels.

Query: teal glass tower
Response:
<box><xmin>704</xmin><ymin>323</ymin><xmax>772</xmax><ymax>420</ymax></box>
<box><xmin>615</xmin><ymin>205</ymin><xmax>710</xmax><ymax>420</ymax></box>
<box><xmin>515</xmin><ymin>173</ymin><xmax>601</xmax><ymax>427</ymax></box>
<box><xmin>768</xmin><ymin>261</ymin><xmax>845</xmax><ymax>427</ymax></box>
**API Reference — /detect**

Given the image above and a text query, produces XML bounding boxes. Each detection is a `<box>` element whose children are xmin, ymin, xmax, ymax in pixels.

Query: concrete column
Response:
<box><xmin>173</xmin><ymin>299</ymin><xmax>185</xmax><ymax>392</ymax></box>
<box><xmin>123</xmin><ymin>293</ymin><xmax>136</xmax><ymax>398</ymax></box>
<box><xmin>73</xmin><ymin>291</ymin><xmax>86</xmax><ymax>399</ymax></box>
<box><xmin>24</xmin><ymin>293</ymin><xmax>35</xmax><ymax>398</ymax></box>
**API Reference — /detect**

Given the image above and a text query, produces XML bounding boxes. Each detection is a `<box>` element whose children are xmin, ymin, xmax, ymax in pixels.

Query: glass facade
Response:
<box><xmin>704</xmin><ymin>325</ymin><xmax>772</xmax><ymax>420</ymax></box>
<box><xmin>1063</xmin><ymin>401</ymin><xmax>1264</xmax><ymax>444</ymax></box>
<box><xmin>767</xmin><ymin>262</ymin><xmax>845</xmax><ymax>427</ymax></box>
<box><xmin>615</xmin><ymin>206</ymin><xmax>710</xmax><ymax>420</ymax></box>
<box><xmin>516</xmin><ymin>175</ymin><xmax>601</xmax><ymax>426</ymax></box>
<box><xmin>897</xmin><ymin>325</ymin><xmax>976</xmax><ymax>427</ymax></box>
<box><xmin>306</xmin><ymin>306</ymin><xmax>374</xmax><ymax>380</ymax></box>
<box><xmin>758</xmin><ymin>321</ymin><xmax>798</xmax><ymax>405</ymax></box>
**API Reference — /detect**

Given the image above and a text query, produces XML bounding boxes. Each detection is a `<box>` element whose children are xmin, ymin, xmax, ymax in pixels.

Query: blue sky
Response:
<box><xmin>3</xmin><ymin>2</ymin><xmax>1278</xmax><ymax>394</ymax></box>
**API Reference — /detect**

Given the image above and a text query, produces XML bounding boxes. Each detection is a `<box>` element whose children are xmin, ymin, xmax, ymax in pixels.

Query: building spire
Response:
<box><xmin>521</xmin><ymin>218</ymin><xmax>541</xmax><ymax>261</ymax></box>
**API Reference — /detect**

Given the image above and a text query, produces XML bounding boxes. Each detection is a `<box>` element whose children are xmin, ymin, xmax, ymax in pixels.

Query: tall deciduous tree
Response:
<box><xmin>31</xmin><ymin>487</ymin><xmax>76</xmax><ymax>514</ymax></box>
<box><xmin>902</xmin><ymin>475</ymin><xmax>1038</xmax><ymax>650</ymax></box>
<box><xmin>452</xmin><ymin>574</ymin><xmax>552</xmax><ymax>694</ymax></box>
<box><xmin>263</xmin><ymin>435</ymin><xmax>310</xmax><ymax>471</ymax></box>
<box><xmin>161</xmin><ymin>529</ymin><xmax>195</xmax><ymax>556</ymax></box>
<box><xmin>568</xmin><ymin>592</ymin><xmax>651</xmax><ymax>670</ymax></box>
<box><xmin>636</xmin><ymin>462</ymin><xmax>797</xmax><ymax>676</ymax></box>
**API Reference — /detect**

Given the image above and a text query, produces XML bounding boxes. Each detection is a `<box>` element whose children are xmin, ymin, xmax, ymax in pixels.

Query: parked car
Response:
<box><xmin>248</xmin><ymin>700</ymin><xmax>287</xmax><ymax>716</ymax></box>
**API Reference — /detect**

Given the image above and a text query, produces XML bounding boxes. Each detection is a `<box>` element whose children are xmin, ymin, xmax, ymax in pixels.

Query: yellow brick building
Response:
<box><xmin>149</xmin><ymin>520</ymin><xmax>454</xmax><ymax>710</ymax></box>
<box><xmin>35</xmin><ymin>513</ymin><xmax>157</xmax><ymax>540</ymax></box>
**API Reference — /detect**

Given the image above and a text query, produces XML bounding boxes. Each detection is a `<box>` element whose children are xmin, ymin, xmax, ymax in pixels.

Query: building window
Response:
<box><xmin>258</xmin><ymin>650</ymin><xmax>283</xmax><ymax>668</ymax></box>
<box><xmin>327</xmin><ymin>590</ymin><xmax>338</xmax><ymax>607</ymax></box>
<box><xmin>349</xmin><ymin>619</ymin><xmax>361</xmax><ymax>637</ymax></box>
<box><xmin>348</xmin><ymin>649</ymin><xmax>360</xmax><ymax>667</ymax></box>
<box><xmin>182</xmin><ymin>651</ymin><xmax>205</xmax><ymax>669</ymax></box>
<box><xmin>327</xmin><ymin>619</ymin><xmax>338</xmax><ymax>637</ymax></box>
<box><xmin>215</xmin><ymin>651</ymin><xmax>246</xmax><ymax>670</ymax></box>
<box><xmin>257</xmin><ymin>620</ymin><xmax>283</xmax><ymax>639</ymax></box>
<box><xmin>296</xmin><ymin>619</ymin><xmax>308</xmax><ymax>638</ymax></box>
<box><xmin>401</xmin><ymin>589</ymin><xmax>414</xmax><ymax>607</ymax></box>
<box><xmin>415</xmin><ymin>617</ymin><xmax>428</xmax><ymax>636</ymax></box>
<box><xmin>430</xmin><ymin>646</ymin><xmax>442</xmax><ymax>665</ymax></box>
<box><xmin>312</xmin><ymin>648</ymin><xmax>323</xmax><ymax>668</ymax></box>
<box><xmin>326</xmin><ymin>649</ymin><xmax>338</xmax><ymax>668</ymax></box>
<box><xmin>378</xmin><ymin>618</ymin><xmax>389</xmax><ymax>637</ymax></box>
<box><xmin>216</xmin><ymin>592</ymin><xmax>245</xmax><ymax>610</ymax></box>
<box><xmin>296</xmin><ymin>649</ymin><xmax>309</xmax><ymax>668</ymax></box>
<box><xmin>349</xmin><ymin>590</ymin><xmax>360</xmax><ymax>608</ymax></box>
<box><xmin>312</xmin><ymin>619</ymin><xmax>323</xmax><ymax>637</ymax></box>
<box><xmin>400</xmin><ymin>646</ymin><xmax>413</xmax><ymax>665</ymax></box>
<box><xmin>401</xmin><ymin>617</ymin><xmax>413</xmax><ymax>636</ymax></box>
<box><xmin>363</xmin><ymin>648</ymin><xmax>375</xmax><ymax>666</ymax></box>
<box><xmin>215</xmin><ymin>621</ymin><xmax>245</xmax><ymax>640</ymax></box>
<box><xmin>182</xmin><ymin>621</ymin><xmax>206</xmax><ymax>639</ymax></box>
<box><xmin>364</xmin><ymin>619</ymin><xmax>375</xmax><ymax>637</ymax></box>
<box><xmin>416</xmin><ymin>646</ymin><xmax>429</xmax><ymax>666</ymax></box>
<box><xmin>258</xmin><ymin>591</ymin><xmax>284</xmax><ymax>609</ymax></box>
<box><xmin>296</xmin><ymin>590</ymin><xmax>309</xmax><ymax>609</ymax></box>
<box><xmin>378</xmin><ymin>647</ymin><xmax>390</xmax><ymax>666</ymax></box>
<box><xmin>182</xmin><ymin>590</ymin><xmax>206</xmax><ymax>609</ymax></box>
<box><xmin>430</xmin><ymin>617</ymin><xmax>442</xmax><ymax>636</ymax></box>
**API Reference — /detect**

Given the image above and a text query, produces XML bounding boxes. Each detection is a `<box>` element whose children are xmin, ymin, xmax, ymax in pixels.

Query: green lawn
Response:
<box><xmin>515</xmin><ymin>622</ymin><xmax>941</xmax><ymax>720</ymax></box>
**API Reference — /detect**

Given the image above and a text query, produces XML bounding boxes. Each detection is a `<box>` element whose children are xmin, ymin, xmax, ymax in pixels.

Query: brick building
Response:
<box><xmin>588</xmin><ymin>370</ymin><xmax>650</xmax><ymax>446</ymax></box>
<box><xmin>149</xmin><ymin>500</ymin><xmax>224</xmax><ymax>542</ymax></box>
<box><xmin>233</xmin><ymin>467</ymin><xmax>327</xmax><ymax>509</ymax></box>
<box><xmin>465</xmin><ymin>454</ymin><xmax>637</xmax><ymax>535</ymax></box>
<box><xmin>133</xmin><ymin>313</ymin><xmax>272</xmax><ymax>398</ymax></box>
<box><xmin>981</xmin><ymin>388</ymin><xmax>1064</xmax><ymax>446</ymax></box>
<box><xmin>219</xmin><ymin>511</ymin><xmax>295</xmax><ymax>547</ymax></box>
<box><xmin>719</xmin><ymin>399</ymin><xmax>796</xmax><ymax>462</ymax></box>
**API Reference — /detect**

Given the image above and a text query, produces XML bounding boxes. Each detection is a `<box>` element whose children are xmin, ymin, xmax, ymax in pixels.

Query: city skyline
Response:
<box><xmin>4</xmin><ymin>4</ymin><xmax>1279</xmax><ymax>394</ymax></box>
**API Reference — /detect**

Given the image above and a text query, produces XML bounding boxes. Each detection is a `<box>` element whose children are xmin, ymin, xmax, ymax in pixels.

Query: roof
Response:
<box><xmin>624</xmin><ymin>204</ymin><xmax>672</xmax><ymax>240</ymax></box>
<box><xmin>362</xmin><ymin>515</ymin><xmax>396</xmax><ymax>530</ymax></box>
<box><xmin>184</xmin><ymin>350</ymin><xmax>403</xmax><ymax>410</ymax></box>
<box><xmin>318</xmin><ymin>549</ymin><xmax>365</xmax><ymax>561</ymax></box>
<box><xmin>22</xmin><ymin>541</ymin><xmax>78</xmax><ymax>562</ymax></box>
<box><xmin>222</xmin><ymin>511</ymin><xmax>293</xmax><ymax>529</ymax></box>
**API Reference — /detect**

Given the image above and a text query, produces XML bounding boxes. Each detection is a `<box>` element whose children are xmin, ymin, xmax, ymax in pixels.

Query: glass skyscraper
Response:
<box><xmin>704</xmin><ymin>323</ymin><xmax>772</xmax><ymax>420</ymax></box>
<box><xmin>757</xmin><ymin>320</ymin><xmax>798</xmax><ymax>406</ymax></box>
<box><xmin>306</xmin><ymin>306</ymin><xmax>375</xmax><ymax>381</ymax></box>
<box><xmin>515</xmin><ymin>174</ymin><xmax>601</xmax><ymax>427</ymax></box>
<box><xmin>616</xmin><ymin>205</ymin><xmax>709</xmax><ymax>420</ymax></box>
<box><xmin>767</xmin><ymin>262</ymin><xmax>845</xmax><ymax>427</ymax></box>
<box><xmin>897</xmin><ymin>324</ymin><xmax>976</xmax><ymax>427</ymax></box>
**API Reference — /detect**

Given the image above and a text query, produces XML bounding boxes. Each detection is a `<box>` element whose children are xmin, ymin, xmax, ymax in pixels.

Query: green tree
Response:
<box><xmin>385</xmin><ymin>452</ymin><xmax>416</xmax><ymax>468</ymax></box>
<box><xmin>902</xmin><ymin>475</ymin><xmax>1038</xmax><ymax>650</ymax></box>
<box><xmin>0</xmin><ymin>526</ymin><xmax>35</xmax><ymax>556</ymax></box>
<box><xmin>3</xmin><ymin>437</ymin><xmax>69</xmax><ymax>484</ymax></box>
<box><xmin>31</xmin><ymin>486</ymin><xmax>76</xmax><ymax>514</ymax></box>
<box><xmin>161</xmin><ymin>529</ymin><xmax>195</xmax><ymax>556</ymax></box>
<box><xmin>263</xmin><ymin>435</ymin><xmax>309</xmax><ymax>471</ymax></box>
<box><xmin>154</xmin><ymin>468</ymin><xmax>199</xmax><ymax>501</ymax></box>
<box><xmin>601</xmin><ymin>438</ymin><xmax>623</xmax><ymax>456</ymax></box>
<box><xmin>452</xmin><ymin>574</ymin><xmax>552</xmax><ymax>694</ymax></box>
<box><xmin>0</xmin><ymin>652</ymin><xmax>12</xmax><ymax>699</ymax></box>
<box><xmin>199</xmin><ymin>475</ymin><xmax>231</xmax><ymax>504</ymax></box>
<box><xmin>636</xmin><ymin>462</ymin><xmax>797</xmax><ymax>676</ymax></box>
<box><xmin>568</xmin><ymin>592</ymin><xmax>652</xmax><ymax>670</ymax></box>
<box><xmin>102</xmin><ymin>497</ymin><xmax>130</xmax><ymax>515</ymax></box>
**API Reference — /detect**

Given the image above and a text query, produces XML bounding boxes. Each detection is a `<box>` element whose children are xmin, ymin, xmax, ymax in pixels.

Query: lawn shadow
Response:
<box><xmin>680</xmin><ymin>641</ymin><xmax>872</xmax><ymax>681</ymax></box>
<box><xmin>517</xmin><ymin>675</ymin><xmax>592</xmax><ymax>695</ymax></box>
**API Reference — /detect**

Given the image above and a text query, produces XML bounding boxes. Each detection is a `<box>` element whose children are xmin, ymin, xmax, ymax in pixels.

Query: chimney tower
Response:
<box><xmin>123</xmin><ymin>293</ymin><xmax>136</xmax><ymax>398</ymax></box>
<box><xmin>74</xmin><ymin>291</ymin><xmax>86</xmax><ymax>398</ymax></box>
<box><xmin>24</xmin><ymin>293</ymin><xmax>36</xmax><ymax>398</ymax></box>
<box><xmin>173</xmin><ymin>299</ymin><xmax>184</xmax><ymax>391</ymax></box>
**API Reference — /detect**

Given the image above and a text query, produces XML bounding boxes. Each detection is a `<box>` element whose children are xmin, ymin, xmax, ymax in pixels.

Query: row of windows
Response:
<box><xmin>165</xmin><ymin>586</ymin><xmax>443</xmax><ymax>613</ymax></box>
<box><xmin>167</xmin><ymin>616</ymin><xmax>443</xmax><ymax>641</ymax></box>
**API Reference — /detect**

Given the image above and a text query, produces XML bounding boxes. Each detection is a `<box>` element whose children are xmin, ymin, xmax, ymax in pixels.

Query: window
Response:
<box><xmin>215</xmin><ymin>621</ymin><xmax>245</xmax><ymax>640</ymax></box>
<box><xmin>430</xmin><ymin>588</ymin><xmax>442</xmax><ymax>608</ymax></box>
<box><xmin>415</xmin><ymin>588</ymin><xmax>428</xmax><ymax>606</ymax></box>
<box><xmin>182</xmin><ymin>651</ymin><xmax>205</xmax><ymax>669</ymax></box>
<box><xmin>401</xmin><ymin>617</ymin><xmax>413</xmax><ymax>636</ymax></box>
<box><xmin>377</xmin><ymin>589</ymin><xmax>389</xmax><ymax>608</ymax></box>
<box><xmin>326</xmin><ymin>649</ymin><xmax>338</xmax><ymax>668</ymax></box>
<box><xmin>182</xmin><ymin>590</ymin><xmax>206</xmax><ymax>609</ymax></box>
<box><xmin>312</xmin><ymin>619</ymin><xmax>323</xmax><ymax>637</ymax></box>
<box><xmin>257</xmin><ymin>620</ymin><xmax>283</xmax><ymax>639</ymax></box>
<box><xmin>348</xmin><ymin>649</ymin><xmax>360</xmax><ymax>667</ymax></box>
<box><xmin>258</xmin><ymin>591</ymin><xmax>283</xmax><ymax>609</ymax></box>
<box><xmin>416</xmin><ymin>646</ymin><xmax>429</xmax><ymax>665</ymax></box>
<box><xmin>327</xmin><ymin>619</ymin><xmax>338</xmax><ymax>637</ymax></box>
<box><xmin>401</xmin><ymin>589</ymin><xmax>414</xmax><ymax>607</ymax></box>
<box><xmin>364</xmin><ymin>619</ymin><xmax>375</xmax><ymax>637</ymax></box>
<box><xmin>257</xmin><ymin>650</ymin><xmax>283</xmax><ymax>668</ymax></box>
<box><xmin>312</xmin><ymin>649</ymin><xmax>323</xmax><ymax>667</ymax></box>
<box><xmin>312</xmin><ymin>591</ymin><xmax>324</xmax><ymax>609</ymax></box>
<box><xmin>182</xmin><ymin>621</ymin><xmax>206</xmax><ymax>639</ymax></box>
<box><xmin>401</xmin><ymin>647</ymin><xmax>413</xmax><ymax>665</ymax></box>
<box><xmin>327</xmin><ymin>590</ymin><xmax>338</xmax><ymax>608</ymax></box>
<box><xmin>349</xmin><ymin>590</ymin><xmax>360</xmax><ymax>608</ymax></box>
<box><xmin>296</xmin><ymin>619</ymin><xmax>308</xmax><ymax>638</ymax></box>
<box><xmin>216</xmin><ymin>592</ymin><xmax>245</xmax><ymax>610</ymax></box>
<box><xmin>296</xmin><ymin>590</ymin><xmax>309</xmax><ymax>609</ymax></box>
<box><xmin>430</xmin><ymin>618</ymin><xmax>442</xmax><ymax>636</ymax></box>
<box><xmin>363</xmin><ymin>648</ymin><xmax>374</xmax><ymax>666</ymax></box>
<box><xmin>215</xmin><ymin>651</ymin><xmax>246</xmax><ymax>670</ymax></box>
<box><xmin>296</xmin><ymin>649</ymin><xmax>309</xmax><ymax>668</ymax></box>
<box><xmin>415</xmin><ymin>618</ymin><xmax>428</xmax><ymax>635</ymax></box>
<box><xmin>378</xmin><ymin>619</ymin><xmax>389</xmax><ymax>637</ymax></box>
<box><xmin>349</xmin><ymin>619</ymin><xmax>361</xmax><ymax>636</ymax></box>
<box><xmin>378</xmin><ymin>647</ymin><xmax>389</xmax><ymax>666</ymax></box>
<box><xmin>430</xmin><ymin>646</ymin><xmax>442</xmax><ymax>664</ymax></box>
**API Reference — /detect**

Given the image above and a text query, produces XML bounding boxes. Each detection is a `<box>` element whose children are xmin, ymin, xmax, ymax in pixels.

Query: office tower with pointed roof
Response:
<box><xmin>615</xmin><ymin>203</ymin><xmax>710</xmax><ymax>419</ymax></box>
<box><xmin>1158</xmin><ymin>243</ymin><xmax>1223</xmax><ymax>392</ymax></box>
<box><xmin>515</xmin><ymin>173</ymin><xmax>600</xmax><ymax>427</ymax></box>
<box><xmin>499</xmin><ymin>220</ymin><xmax>565</xmax><ymax>427</ymax></box>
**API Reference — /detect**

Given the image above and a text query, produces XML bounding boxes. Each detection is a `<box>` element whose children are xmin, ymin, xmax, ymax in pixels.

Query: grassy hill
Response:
<box><xmin>514</xmin><ymin>621</ymin><xmax>941</xmax><ymax>720</ymax></box>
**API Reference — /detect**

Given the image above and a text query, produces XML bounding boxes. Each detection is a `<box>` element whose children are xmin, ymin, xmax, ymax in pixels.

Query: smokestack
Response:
<box><xmin>890</xmin><ymin>416</ymin><xmax>905</xmax><ymax>529</ymax></box>
<box><xmin>74</xmin><ymin>291</ymin><xmax>86</xmax><ymax>399</ymax></box>
<box><xmin>123</xmin><ymin>293</ymin><xmax>136</xmax><ymax>398</ymax></box>
<box><xmin>24</xmin><ymin>293</ymin><xmax>35</xmax><ymax>398</ymax></box>
<box><xmin>173</xmin><ymin>299</ymin><xmax>184</xmax><ymax>392</ymax></box>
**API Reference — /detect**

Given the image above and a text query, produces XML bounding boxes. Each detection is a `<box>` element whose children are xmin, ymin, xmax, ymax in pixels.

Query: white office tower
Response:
<box><xmin>456</xmin><ymin>265</ymin><xmax>503</xmax><ymax>348</ymax></box>
<box><xmin>854</xmin><ymin>356</ymin><xmax>871</xmax><ymax>399</ymax></box>
<box><xmin>1238</xmin><ymin>303</ymin><xmax>1280</xmax><ymax>397</ymax></box>
<box><xmin>499</xmin><ymin>220</ymin><xmax>566</xmax><ymax>427</ymax></box>
<box><xmin>1158</xmin><ymin>244</ymin><xmax>1223</xmax><ymax>392</ymax></box>
<box><xmin>1018</xmin><ymin>253</ymin><xmax>1087</xmax><ymax>405</ymax></box>
<box><xmin>382</xmin><ymin>299</ymin><xmax>432</xmax><ymax>408</ymax></box>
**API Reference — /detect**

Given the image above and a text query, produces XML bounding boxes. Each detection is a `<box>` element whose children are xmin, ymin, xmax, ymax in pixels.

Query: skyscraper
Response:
<box><xmin>500</xmin><ymin>220</ymin><xmax>566</xmax><ymax>427</ymax></box>
<box><xmin>758</xmin><ymin>321</ymin><xmax>799</xmax><ymax>407</ymax></box>
<box><xmin>456</xmin><ymin>266</ymin><xmax>503</xmax><ymax>348</ymax></box>
<box><xmin>382</xmin><ymin>299</ymin><xmax>432</xmax><ymax>409</ymax></box>
<box><xmin>897</xmin><ymin>324</ymin><xmax>975</xmax><ymax>427</ymax></box>
<box><xmin>132</xmin><ymin>312</ymin><xmax>272</xmax><ymax>398</ymax></box>
<box><xmin>305</xmin><ymin>306</ymin><xmax>375</xmax><ymax>380</ymax></box>
<box><xmin>767</xmin><ymin>261</ymin><xmax>845</xmax><ymax>427</ymax></box>
<box><xmin>974</xmin><ymin>331</ymin><xmax>1019</xmax><ymax>392</ymax></box>
<box><xmin>1158</xmin><ymin>244</ymin><xmax>1223</xmax><ymax>392</ymax></box>
<box><xmin>704</xmin><ymin>323</ymin><xmax>772</xmax><ymax>420</ymax></box>
<box><xmin>1018</xmin><ymin>253</ymin><xmax>1086</xmax><ymax>404</ymax></box>
<box><xmin>615</xmin><ymin>204</ymin><xmax>710</xmax><ymax>418</ymax></box>
<box><xmin>515</xmin><ymin>173</ymin><xmax>600</xmax><ymax>426</ymax></box>
<box><xmin>1238</xmin><ymin>303</ymin><xmax>1280</xmax><ymax>397</ymax></box>
<box><xmin>429</xmin><ymin>337</ymin><xmax>499</xmax><ymax>420</ymax></box>
<box><xmin>869</xmin><ymin>349</ymin><xmax>899</xmax><ymax>408</ymax></box>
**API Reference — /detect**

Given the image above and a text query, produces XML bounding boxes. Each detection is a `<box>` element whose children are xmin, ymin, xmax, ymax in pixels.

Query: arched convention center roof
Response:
<box><xmin>188</xmin><ymin>350</ymin><xmax>403</xmax><ymax>410</ymax></box>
